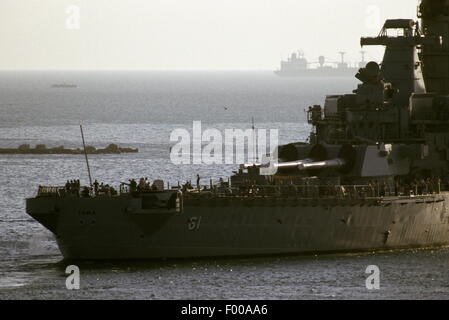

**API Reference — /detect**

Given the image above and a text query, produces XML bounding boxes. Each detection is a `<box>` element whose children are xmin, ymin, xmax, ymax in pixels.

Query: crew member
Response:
<box><xmin>93</xmin><ymin>180</ymin><xmax>99</xmax><ymax>195</ymax></box>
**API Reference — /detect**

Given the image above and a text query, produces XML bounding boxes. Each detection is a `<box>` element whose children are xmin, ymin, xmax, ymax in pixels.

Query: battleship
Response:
<box><xmin>26</xmin><ymin>0</ymin><xmax>449</xmax><ymax>260</ymax></box>
<box><xmin>274</xmin><ymin>51</ymin><xmax>367</xmax><ymax>77</ymax></box>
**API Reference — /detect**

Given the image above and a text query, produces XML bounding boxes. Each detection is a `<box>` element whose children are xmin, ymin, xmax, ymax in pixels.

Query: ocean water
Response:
<box><xmin>0</xmin><ymin>71</ymin><xmax>448</xmax><ymax>300</ymax></box>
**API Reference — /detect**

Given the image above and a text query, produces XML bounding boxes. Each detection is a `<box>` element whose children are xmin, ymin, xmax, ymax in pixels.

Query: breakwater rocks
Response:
<box><xmin>0</xmin><ymin>143</ymin><xmax>138</xmax><ymax>154</ymax></box>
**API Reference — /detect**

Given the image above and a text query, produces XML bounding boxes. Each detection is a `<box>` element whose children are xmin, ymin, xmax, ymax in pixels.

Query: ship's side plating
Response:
<box><xmin>26</xmin><ymin>193</ymin><xmax>449</xmax><ymax>259</ymax></box>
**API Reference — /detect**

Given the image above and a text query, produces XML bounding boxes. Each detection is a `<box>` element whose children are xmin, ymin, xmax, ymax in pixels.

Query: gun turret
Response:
<box><xmin>239</xmin><ymin>1</ymin><xmax>449</xmax><ymax>187</ymax></box>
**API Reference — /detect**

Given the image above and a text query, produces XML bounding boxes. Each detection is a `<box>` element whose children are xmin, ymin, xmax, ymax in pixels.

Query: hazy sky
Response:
<box><xmin>0</xmin><ymin>0</ymin><xmax>418</xmax><ymax>70</ymax></box>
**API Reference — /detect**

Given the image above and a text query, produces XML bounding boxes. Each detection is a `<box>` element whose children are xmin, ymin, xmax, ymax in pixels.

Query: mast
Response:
<box><xmin>80</xmin><ymin>124</ymin><xmax>93</xmax><ymax>187</ymax></box>
<box><xmin>251</xmin><ymin>117</ymin><xmax>258</xmax><ymax>164</ymax></box>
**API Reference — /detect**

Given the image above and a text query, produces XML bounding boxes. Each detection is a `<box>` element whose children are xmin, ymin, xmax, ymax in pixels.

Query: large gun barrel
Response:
<box><xmin>259</xmin><ymin>158</ymin><xmax>313</xmax><ymax>170</ymax></box>
<box><xmin>263</xmin><ymin>158</ymin><xmax>346</xmax><ymax>172</ymax></box>
<box><xmin>274</xmin><ymin>158</ymin><xmax>313</xmax><ymax>169</ymax></box>
<box><xmin>259</xmin><ymin>144</ymin><xmax>355</xmax><ymax>175</ymax></box>
<box><xmin>297</xmin><ymin>158</ymin><xmax>346</xmax><ymax>171</ymax></box>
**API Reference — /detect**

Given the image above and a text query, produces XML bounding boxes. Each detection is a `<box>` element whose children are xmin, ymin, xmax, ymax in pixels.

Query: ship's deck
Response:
<box><xmin>33</xmin><ymin>183</ymin><xmax>444</xmax><ymax>205</ymax></box>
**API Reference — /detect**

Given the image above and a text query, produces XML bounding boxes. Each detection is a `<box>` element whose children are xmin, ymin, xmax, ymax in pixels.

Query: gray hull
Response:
<box><xmin>26</xmin><ymin>194</ymin><xmax>449</xmax><ymax>260</ymax></box>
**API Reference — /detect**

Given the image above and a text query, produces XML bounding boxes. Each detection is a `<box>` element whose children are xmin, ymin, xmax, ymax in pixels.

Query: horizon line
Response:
<box><xmin>0</xmin><ymin>69</ymin><xmax>275</xmax><ymax>72</ymax></box>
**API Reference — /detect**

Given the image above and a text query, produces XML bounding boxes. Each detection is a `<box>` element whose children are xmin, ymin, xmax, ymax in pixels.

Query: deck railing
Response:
<box><xmin>36</xmin><ymin>182</ymin><xmax>442</xmax><ymax>201</ymax></box>
<box><xmin>186</xmin><ymin>183</ymin><xmax>442</xmax><ymax>201</ymax></box>
<box><xmin>36</xmin><ymin>186</ymin><xmax>94</xmax><ymax>197</ymax></box>
<box><xmin>36</xmin><ymin>186</ymin><xmax>65</xmax><ymax>197</ymax></box>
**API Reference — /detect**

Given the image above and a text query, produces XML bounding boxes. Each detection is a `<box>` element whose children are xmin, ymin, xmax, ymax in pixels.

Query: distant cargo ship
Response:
<box><xmin>275</xmin><ymin>51</ymin><xmax>367</xmax><ymax>77</ymax></box>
